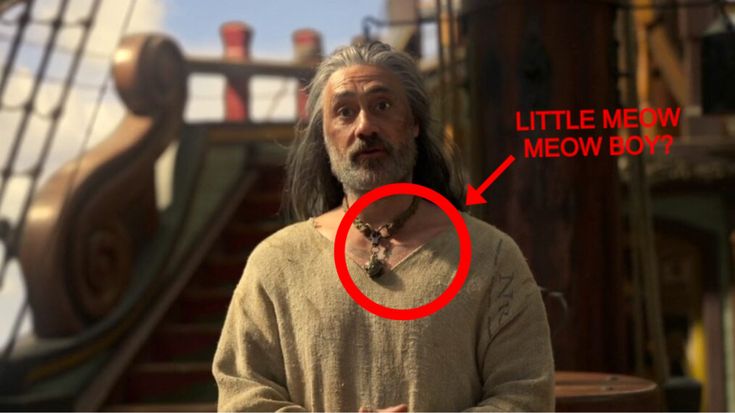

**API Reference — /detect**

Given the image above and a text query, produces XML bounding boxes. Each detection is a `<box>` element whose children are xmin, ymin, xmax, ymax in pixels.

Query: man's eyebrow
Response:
<box><xmin>333</xmin><ymin>90</ymin><xmax>357</xmax><ymax>101</ymax></box>
<box><xmin>332</xmin><ymin>85</ymin><xmax>394</xmax><ymax>101</ymax></box>
<box><xmin>364</xmin><ymin>85</ymin><xmax>393</xmax><ymax>95</ymax></box>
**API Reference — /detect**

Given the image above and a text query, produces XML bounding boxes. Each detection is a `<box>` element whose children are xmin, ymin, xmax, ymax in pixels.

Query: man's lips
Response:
<box><xmin>353</xmin><ymin>147</ymin><xmax>387</xmax><ymax>159</ymax></box>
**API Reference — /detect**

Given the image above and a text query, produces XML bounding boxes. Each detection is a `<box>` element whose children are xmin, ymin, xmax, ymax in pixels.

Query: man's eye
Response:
<box><xmin>337</xmin><ymin>107</ymin><xmax>355</xmax><ymax>118</ymax></box>
<box><xmin>376</xmin><ymin>100</ymin><xmax>392</xmax><ymax>111</ymax></box>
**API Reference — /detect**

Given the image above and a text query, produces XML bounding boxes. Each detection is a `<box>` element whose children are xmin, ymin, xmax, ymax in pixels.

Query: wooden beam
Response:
<box><xmin>205</xmin><ymin>122</ymin><xmax>296</xmax><ymax>144</ymax></box>
<box><xmin>649</xmin><ymin>26</ymin><xmax>690</xmax><ymax>105</ymax></box>
<box><xmin>186</xmin><ymin>57</ymin><xmax>315</xmax><ymax>80</ymax></box>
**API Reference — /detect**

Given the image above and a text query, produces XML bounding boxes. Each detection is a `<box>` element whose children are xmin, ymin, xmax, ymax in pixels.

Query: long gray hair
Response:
<box><xmin>281</xmin><ymin>41</ymin><xmax>466</xmax><ymax>222</ymax></box>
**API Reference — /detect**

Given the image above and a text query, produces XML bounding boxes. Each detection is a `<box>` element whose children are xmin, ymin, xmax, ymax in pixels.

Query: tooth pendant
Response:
<box><xmin>364</xmin><ymin>256</ymin><xmax>384</xmax><ymax>279</ymax></box>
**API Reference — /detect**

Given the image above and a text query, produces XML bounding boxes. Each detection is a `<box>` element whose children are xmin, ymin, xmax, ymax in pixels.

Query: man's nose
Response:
<box><xmin>354</xmin><ymin>109</ymin><xmax>378</xmax><ymax>139</ymax></box>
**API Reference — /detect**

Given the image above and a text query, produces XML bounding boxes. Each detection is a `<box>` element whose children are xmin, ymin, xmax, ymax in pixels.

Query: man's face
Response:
<box><xmin>322</xmin><ymin>64</ymin><xmax>419</xmax><ymax>195</ymax></box>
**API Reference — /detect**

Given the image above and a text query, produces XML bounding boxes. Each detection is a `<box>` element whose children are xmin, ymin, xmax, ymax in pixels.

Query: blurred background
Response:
<box><xmin>0</xmin><ymin>0</ymin><xmax>733</xmax><ymax>411</ymax></box>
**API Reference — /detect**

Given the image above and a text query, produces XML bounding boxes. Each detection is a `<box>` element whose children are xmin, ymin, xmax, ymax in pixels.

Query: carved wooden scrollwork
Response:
<box><xmin>19</xmin><ymin>34</ymin><xmax>187</xmax><ymax>337</ymax></box>
<box><xmin>76</xmin><ymin>219</ymin><xmax>134</xmax><ymax>320</ymax></box>
<box><xmin>114</xmin><ymin>34</ymin><xmax>187</xmax><ymax>117</ymax></box>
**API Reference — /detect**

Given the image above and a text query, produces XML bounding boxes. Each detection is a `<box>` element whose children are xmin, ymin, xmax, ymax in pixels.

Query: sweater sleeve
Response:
<box><xmin>212</xmin><ymin>244</ymin><xmax>307</xmax><ymax>412</ymax></box>
<box><xmin>465</xmin><ymin>237</ymin><xmax>555</xmax><ymax>412</ymax></box>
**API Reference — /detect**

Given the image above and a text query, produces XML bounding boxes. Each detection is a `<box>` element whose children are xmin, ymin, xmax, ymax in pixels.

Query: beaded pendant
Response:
<box><xmin>344</xmin><ymin>196</ymin><xmax>419</xmax><ymax>280</ymax></box>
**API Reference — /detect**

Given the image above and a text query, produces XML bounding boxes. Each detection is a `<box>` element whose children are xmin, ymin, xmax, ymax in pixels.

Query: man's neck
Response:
<box><xmin>345</xmin><ymin>191</ymin><xmax>415</xmax><ymax>228</ymax></box>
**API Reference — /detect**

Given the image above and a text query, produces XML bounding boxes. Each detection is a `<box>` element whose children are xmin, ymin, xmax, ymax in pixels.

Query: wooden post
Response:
<box><xmin>292</xmin><ymin>28</ymin><xmax>322</xmax><ymax>121</ymax></box>
<box><xmin>220</xmin><ymin>21</ymin><xmax>252</xmax><ymax>121</ymax></box>
<box><xmin>463</xmin><ymin>0</ymin><xmax>627</xmax><ymax>373</ymax></box>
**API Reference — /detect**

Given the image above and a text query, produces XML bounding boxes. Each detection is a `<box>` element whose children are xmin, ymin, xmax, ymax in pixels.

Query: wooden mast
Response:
<box><xmin>463</xmin><ymin>0</ymin><xmax>626</xmax><ymax>372</ymax></box>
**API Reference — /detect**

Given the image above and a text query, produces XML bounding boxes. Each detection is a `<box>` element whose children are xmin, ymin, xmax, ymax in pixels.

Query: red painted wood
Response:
<box><xmin>220</xmin><ymin>22</ymin><xmax>252</xmax><ymax>121</ymax></box>
<box><xmin>292</xmin><ymin>28</ymin><xmax>322</xmax><ymax>120</ymax></box>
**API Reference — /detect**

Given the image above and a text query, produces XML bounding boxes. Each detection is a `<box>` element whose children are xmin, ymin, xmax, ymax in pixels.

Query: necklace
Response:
<box><xmin>343</xmin><ymin>196</ymin><xmax>420</xmax><ymax>278</ymax></box>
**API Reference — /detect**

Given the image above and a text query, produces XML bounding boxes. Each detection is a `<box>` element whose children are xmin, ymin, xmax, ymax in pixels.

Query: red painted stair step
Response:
<box><xmin>218</xmin><ymin>220</ymin><xmax>282</xmax><ymax>254</ymax></box>
<box><xmin>142</xmin><ymin>323</ymin><xmax>222</xmax><ymax>362</ymax></box>
<box><xmin>121</xmin><ymin>362</ymin><xmax>214</xmax><ymax>403</ymax></box>
<box><xmin>167</xmin><ymin>286</ymin><xmax>235</xmax><ymax>323</ymax></box>
<box><xmin>234</xmin><ymin>191</ymin><xmax>283</xmax><ymax>222</ymax></box>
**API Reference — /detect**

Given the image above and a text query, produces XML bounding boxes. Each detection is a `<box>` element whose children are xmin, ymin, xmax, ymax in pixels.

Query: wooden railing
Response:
<box><xmin>1</xmin><ymin>24</ymin><xmax>321</xmax><ymax>409</ymax></box>
<box><xmin>18</xmin><ymin>24</ymin><xmax>321</xmax><ymax>338</ymax></box>
<box><xmin>19</xmin><ymin>34</ymin><xmax>187</xmax><ymax>337</ymax></box>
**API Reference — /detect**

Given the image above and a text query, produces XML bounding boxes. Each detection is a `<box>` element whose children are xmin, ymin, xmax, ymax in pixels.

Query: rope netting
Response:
<box><xmin>0</xmin><ymin>0</ymin><xmax>139</xmax><ymax>361</ymax></box>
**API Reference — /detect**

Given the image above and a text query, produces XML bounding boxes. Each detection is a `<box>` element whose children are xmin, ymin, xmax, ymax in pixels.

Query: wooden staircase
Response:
<box><xmin>102</xmin><ymin>164</ymin><xmax>286</xmax><ymax>412</ymax></box>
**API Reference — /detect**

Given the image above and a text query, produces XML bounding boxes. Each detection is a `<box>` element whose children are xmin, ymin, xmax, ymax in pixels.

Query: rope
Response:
<box><xmin>0</xmin><ymin>0</ymin><xmax>72</xmax><ymax>214</ymax></box>
<box><xmin>1</xmin><ymin>0</ymin><xmax>104</xmax><ymax>282</ymax></box>
<box><xmin>0</xmin><ymin>0</ymin><xmax>106</xmax><ymax>362</ymax></box>
<box><xmin>264</xmin><ymin>79</ymin><xmax>291</xmax><ymax>120</ymax></box>
<box><xmin>0</xmin><ymin>67</ymin><xmax>104</xmax><ymax>92</ymax></box>
<box><xmin>0</xmin><ymin>0</ymin><xmax>141</xmax><ymax>363</ymax></box>
<box><xmin>0</xmin><ymin>14</ymin><xmax>94</xmax><ymax>27</ymax></box>
<box><xmin>0</xmin><ymin>0</ymin><xmax>34</xmax><ymax>110</ymax></box>
<box><xmin>69</xmin><ymin>0</ymin><xmax>139</xmax><ymax>181</ymax></box>
<box><xmin>0</xmin><ymin>31</ymin><xmax>111</xmax><ymax>60</ymax></box>
<box><xmin>0</xmin><ymin>299</ymin><xmax>28</xmax><ymax>361</ymax></box>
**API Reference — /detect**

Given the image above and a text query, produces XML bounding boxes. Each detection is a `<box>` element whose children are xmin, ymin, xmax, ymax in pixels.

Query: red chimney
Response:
<box><xmin>292</xmin><ymin>28</ymin><xmax>322</xmax><ymax>120</ymax></box>
<box><xmin>220</xmin><ymin>22</ymin><xmax>252</xmax><ymax>121</ymax></box>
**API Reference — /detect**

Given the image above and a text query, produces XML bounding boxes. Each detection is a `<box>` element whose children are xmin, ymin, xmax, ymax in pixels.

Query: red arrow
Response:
<box><xmin>466</xmin><ymin>155</ymin><xmax>516</xmax><ymax>206</ymax></box>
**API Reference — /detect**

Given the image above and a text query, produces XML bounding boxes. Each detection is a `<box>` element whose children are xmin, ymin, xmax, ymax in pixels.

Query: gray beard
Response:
<box><xmin>324</xmin><ymin>134</ymin><xmax>417</xmax><ymax>196</ymax></box>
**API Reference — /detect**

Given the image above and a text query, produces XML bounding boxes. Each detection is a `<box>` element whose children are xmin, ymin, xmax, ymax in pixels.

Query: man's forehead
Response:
<box><xmin>325</xmin><ymin>64</ymin><xmax>404</xmax><ymax>97</ymax></box>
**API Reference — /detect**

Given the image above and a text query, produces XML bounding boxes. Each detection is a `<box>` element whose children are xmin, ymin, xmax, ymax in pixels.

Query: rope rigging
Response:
<box><xmin>0</xmin><ymin>0</ymin><xmax>140</xmax><ymax>362</ymax></box>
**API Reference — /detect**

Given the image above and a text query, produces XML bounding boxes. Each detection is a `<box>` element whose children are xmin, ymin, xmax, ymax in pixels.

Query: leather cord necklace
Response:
<box><xmin>343</xmin><ymin>196</ymin><xmax>420</xmax><ymax>278</ymax></box>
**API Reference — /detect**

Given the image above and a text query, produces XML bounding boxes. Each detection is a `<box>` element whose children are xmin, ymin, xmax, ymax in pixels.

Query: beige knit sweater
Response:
<box><xmin>213</xmin><ymin>213</ymin><xmax>554</xmax><ymax>412</ymax></box>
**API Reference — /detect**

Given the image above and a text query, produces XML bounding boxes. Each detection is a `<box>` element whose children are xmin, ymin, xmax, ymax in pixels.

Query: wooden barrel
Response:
<box><xmin>555</xmin><ymin>371</ymin><xmax>661</xmax><ymax>411</ymax></box>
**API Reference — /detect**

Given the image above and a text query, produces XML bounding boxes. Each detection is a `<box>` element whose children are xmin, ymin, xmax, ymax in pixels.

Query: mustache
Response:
<box><xmin>347</xmin><ymin>135</ymin><xmax>393</xmax><ymax>161</ymax></box>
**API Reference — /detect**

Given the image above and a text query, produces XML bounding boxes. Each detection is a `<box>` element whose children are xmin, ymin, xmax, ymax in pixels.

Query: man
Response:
<box><xmin>213</xmin><ymin>41</ymin><xmax>554</xmax><ymax>412</ymax></box>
